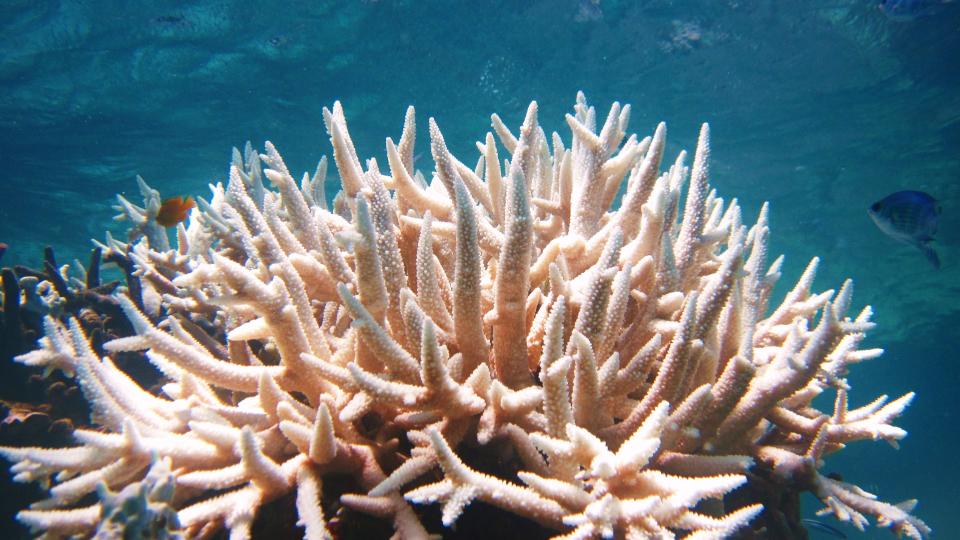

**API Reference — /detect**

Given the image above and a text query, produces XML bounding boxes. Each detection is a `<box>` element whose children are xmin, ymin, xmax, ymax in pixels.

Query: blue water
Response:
<box><xmin>0</xmin><ymin>0</ymin><xmax>957</xmax><ymax>537</ymax></box>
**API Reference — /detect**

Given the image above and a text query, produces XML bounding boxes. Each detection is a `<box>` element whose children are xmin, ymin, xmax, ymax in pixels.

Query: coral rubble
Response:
<box><xmin>0</xmin><ymin>94</ymin><xmax>929</xmax><ymax>539</ymax></box>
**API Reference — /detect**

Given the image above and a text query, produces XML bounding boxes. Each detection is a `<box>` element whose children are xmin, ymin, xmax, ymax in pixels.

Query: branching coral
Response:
<box><xmin>0</xmin><ymin>93</ymin><xmax>929</xmax><ymax>539</ymax></box>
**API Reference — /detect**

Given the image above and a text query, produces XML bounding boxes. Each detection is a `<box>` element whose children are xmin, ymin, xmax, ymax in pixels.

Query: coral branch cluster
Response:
<box><xmin>0</xmin><ymin>94</ymin><xmax>928</xmax><ymax>539</ymax></box>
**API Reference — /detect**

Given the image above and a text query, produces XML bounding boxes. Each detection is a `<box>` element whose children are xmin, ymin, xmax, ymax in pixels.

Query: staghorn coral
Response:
<box><xmin>0</xmin><ymin>93</ymin><xmax>930</xmax><ymax>540</ymax></box>
<box><xmin>93</xmin><ymin>455</ymin><xmax>182</xmax><ymax>540</ymax></box>
<box><xmin>1</xmin><ymin>245</ymin><xmax>138</xmax><ymax>452</ymax></box>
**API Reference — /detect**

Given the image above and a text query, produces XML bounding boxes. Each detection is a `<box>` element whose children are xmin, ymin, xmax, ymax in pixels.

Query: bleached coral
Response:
<box><xmin>93</xmin><ymin>456</ymin><xmax>182</xmax><ymax>540</ymax></box>
<box><xmin>0</xmin><ymin>93</ymin><xmax>929</xmax><ymax>539</ymax></box>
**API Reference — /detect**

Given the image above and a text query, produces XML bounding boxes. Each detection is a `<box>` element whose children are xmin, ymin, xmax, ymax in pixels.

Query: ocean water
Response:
<box><xmin>0</xmin><ymin>0</ymin><xmax>957</xmax><ymax>538</ymax></box>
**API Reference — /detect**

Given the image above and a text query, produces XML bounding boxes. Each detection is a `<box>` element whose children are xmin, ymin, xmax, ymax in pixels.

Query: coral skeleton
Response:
<box><xmin>1</xmin><ymin>93</ymin><xmax>929</xmax><ymax>539</ymax></box>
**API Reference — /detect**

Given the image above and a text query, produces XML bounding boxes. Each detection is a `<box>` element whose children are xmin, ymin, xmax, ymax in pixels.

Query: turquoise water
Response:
<box><xmin>1</xmin><ymin>0</ymin><xmax>957</xmax><ymax>537</ymax></box>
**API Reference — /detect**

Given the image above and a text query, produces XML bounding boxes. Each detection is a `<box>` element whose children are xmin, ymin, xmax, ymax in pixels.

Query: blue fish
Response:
<box><xmin>868</xmin><ymin>190</ymin><xmax>941</xmax><ymax>268</ymax></box>
<box><xmin>802</xmin><ymin>518</ymin><xmax>847</xmax><ymax>538</ymax></box>
<box><xmin>879</xmin><ymin>0</ymin><xmax>954</xmax><ymax>21</ymax></box>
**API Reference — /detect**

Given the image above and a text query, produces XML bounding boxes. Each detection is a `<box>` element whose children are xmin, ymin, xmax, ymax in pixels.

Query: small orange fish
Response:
<box><xmin>156</xmin><ymin>196</ymin><xmax>195</xmax><ymax>227</ymax></box>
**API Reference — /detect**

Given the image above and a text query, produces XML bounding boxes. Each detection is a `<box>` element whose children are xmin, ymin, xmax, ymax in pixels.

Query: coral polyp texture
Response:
<box><xmin>0</xmin><ymin>93</ymin><xmax>930</xmax><ymax>540</ymax></box>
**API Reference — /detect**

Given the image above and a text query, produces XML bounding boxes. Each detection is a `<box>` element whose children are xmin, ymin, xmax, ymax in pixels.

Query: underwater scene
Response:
<box><xmin>0</xmin><ymin>0</ymin><xmax>958</xmax><ymax>538</ymax></box>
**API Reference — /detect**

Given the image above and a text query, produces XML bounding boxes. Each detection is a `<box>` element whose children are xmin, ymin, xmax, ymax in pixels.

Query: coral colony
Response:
<box><xmin>0</xmin><ymin>94</ymin><xmax>930</xmax><ymax>539</ymax></box>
